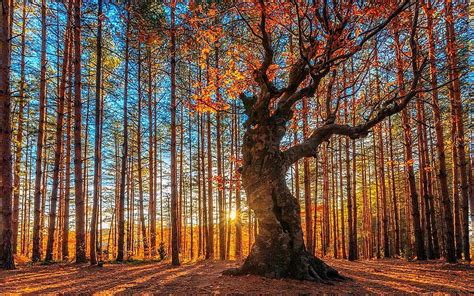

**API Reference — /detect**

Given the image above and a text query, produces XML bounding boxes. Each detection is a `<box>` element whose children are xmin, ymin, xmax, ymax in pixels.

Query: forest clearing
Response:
<box><xmin>0</xmin><ymin>0</ymin><xmax>472</xmax><ymax>294</ymax></box>
<box><xmin>2</xmin><ymin>258</ymin><xmax>473</xmax><ymax>294</ymax></box>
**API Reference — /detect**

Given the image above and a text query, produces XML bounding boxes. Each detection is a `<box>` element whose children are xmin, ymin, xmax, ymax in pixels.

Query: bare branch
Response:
<box><xmin>274</xmin><ymin>0</ymin><xmax>414</xmax><ymax>122</ymax></box>
<box><xmin>233</xmin><ymin>2</ymin><xmax>263</xmax><ymax>40</ymax></box>
<box><xmin>283</xmin><ymin>2</ymin><xmax>425</xmax><ymax>166</ymax></box>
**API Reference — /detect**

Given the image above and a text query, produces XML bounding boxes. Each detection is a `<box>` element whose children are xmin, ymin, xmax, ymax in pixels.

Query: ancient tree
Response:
<box><xmin>225</xmin><ymin>0</ymin><xmax>425</xmax><ymax>281</ymax></box>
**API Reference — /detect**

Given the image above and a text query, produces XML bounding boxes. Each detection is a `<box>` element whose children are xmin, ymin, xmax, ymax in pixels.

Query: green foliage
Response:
<box><xmin>131</xmin><ymin>1</ymin><xmax>165</xmax><ymax>29</ymax></box>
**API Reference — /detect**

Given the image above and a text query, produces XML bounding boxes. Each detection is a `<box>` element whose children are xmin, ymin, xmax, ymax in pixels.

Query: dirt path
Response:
<box><xmin>1</xmin><ymin>258</ymin><xmax>472</xmax><ymax>294</ymax></box>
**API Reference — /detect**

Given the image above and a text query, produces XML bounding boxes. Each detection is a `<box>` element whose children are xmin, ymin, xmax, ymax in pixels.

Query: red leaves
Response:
<box><xmin>266</xmin><ymin>64</ymin><xmax>279</xmax><ymax>81</ymax></box>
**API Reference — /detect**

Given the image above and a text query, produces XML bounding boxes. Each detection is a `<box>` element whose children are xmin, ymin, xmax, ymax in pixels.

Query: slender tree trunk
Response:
<box><xmin>147</xmin><ymin>49</ymin><xmax>156</xmax><ymax>257</ymax></box>
<box><xmin>427</xmin><ymin>125</ymin><xmax>440</xmax><ymax>258</ymax></box>
<box><xmin>32</xmin><ymin>0</ymin><xmax>48</xmax><ymax>263</ymax></box>
<box><xmin>469</xmin><ymin>145</ymin><xmax>474</xmax><ymax>255</ymax></box>
<box><xmin>302</xmin><ymin>97</ymin><xmax>313</xmax><ymax>254</ymax></box>
<box><xmin>225</xmin><ymin>152</ymin><xmax>232</xmax><ymax>260</ymax></box>
<box><xmin>362</xmin><ymin>140</ymin><xmax>371</xmax><ymax>258</ymax></box>
<box><xmin>337</xmin><ymin>137</ymin><xmax>346</xmax><ymax>259</ymax></box>
<box><xmin>179</xmin><ymin>104</ymin><xmax>185</xmax><ymax>256</ymax></box>
<box><xmin>215</xmin><ymin>49</ymin><xmax>226</xmax><ymax>258</ymax></box>
<box><xmin>293</xmin><ymin>132</ymin><xmax>301</xmax><ymax>208</ymax></box>
<box><xmin>394</xmin><ymin>31</ymin><xmax>426</xmax><ymax>260</ymax></box>
<box><xmin>445</xmin><ymin>0</ymin><xmax>470</xmax><ymax>262</ymax></box>
<box><xmin>379</xmin><ymin>128</ymin><xmax>389</xmax><ymax>258</ymax></box>
<box><xmin>63</xmin><ymin>59</ymin><xmax>73</xmax><ymax>261</ymax></box>
<box><xmin>374</xmin><ymin>60</ymin><xmax>390</xmax><ymax>258</ymax></box>
<box><xmin>322</xmin><ymin>144</ymin><xmax>329</xmax><ymax>256</ymax></box>
<box><xmin>234</xmin><ymin>105</ymin><xmax>242</xmax><ymax>260</ymax></box>
<box><xmin>45</xmin><ymin>9</ymin><xmax>72</xmax><ymax>262</ymax></box>
<box><xmin>113</xmin><ymin>135</ymin><xmax>119</xmax><ymax>258</ymax></box>
<box><xmin>170</xmin><ymin>0</ymin><xmax>180</xmax><ymax>266</ymax></box>
<box><xmin>351</xmin><ymin>98</ymin><xmax>358</xmax><ymax>260</ymax></box>
<box><xmin>216</xmin><ymin>110</ymin><xmax>225</xmax><ymax>260</ymax></box>
<box><xmin>90</xmin><ymin>0</ymin><xmax>103</xmax><ymax>265</ymax></box>
<box><xmin>57</xmin><ymin>158</ymin><xmax>64</xmax><ymax>260</ymax></box>
<box><xmin>189</xmin><ymin>112</ymin><xmax>194</xmax><ymax>259</ymax></box>
<box><xmin>73</xmin><ymin>0</ymin><xmax>86</xmax><ymax>263</ymax></box>
<box><xmin>313</xmin><ymin>159</ymin><xmax>319</xmax><ymax>256</ymax></box>
<box><xmin>40</xmin><ymin>153</ymin><xmax>48</xmax><ymax>255</ymax></box>
<box><xmin>415</xmin><ymin>94</ymin><xmax>434</xmax><ymax>259</ymax></box>
<box><xmin>136</xmin><ymin>45</ymin><xmax>148</xmax><ymax>258</ymax></box>
<box><xmin>422</xmin><ymin>0</ymin><xmax>455</xmax><ymax>262</ymax></box>
<box><xmin>99</xmin><ymin>90</ymin><xmax>104</xmax><ymax>256</ymax></box>
<box><xmin>153</xmin><ymin>91</ymin><xmax>159</xmax><ymax>246</ymax></box>
<box><xmin>345</xmin><ymin>104</ymin><xmax>356</xmax><ymax>261</ymax></box>
<box><xmin>148</xmin><ymin>93</ymin><xmax>156</xmax><ymax>250</ymax></box>
<box><xmin>7</xmin><ymin>0</ymin><xmax>13</xmax><ymax>56</ymax></box>
<box><xmin>204</xmin><ymin>55</ymin><xmax>214</xmax><ymax>260</ymax></box>
<box><xmin>0</xmin><ymin>0</ymin><xmax>15</xmax><ymax>269</ymax></box>
<box><xmin>26</xmin><ymin>130</ymin><xmax>33</xmax><ymax>257</ymax></box>
<box><xmin>388</xmin><ymin>117</ymin><xmax>400</xmax><ymax>256</ymax></box>
<box><xmin>12</xmin><ymin>0</ymin><xmax>28</xmax><ymax>255</ymax></box>
<box><xmin>200</xmin><ymin>113</ymin><xmax>209</xmax><ymax>258</ymax></box>
<box><xmin>373</xmin><ymin>134</ymin><xmax>381</xmax><ymax>259</ymax></box>
<box><xmin>206</xmin><ymin>110</ymin><xmax>215</xmax><ymax>259</ymax></box>
<box><xmin>330</xmin><ymin>144</ymin><xmax>338</xmax><ymax>258</ymax></box>
<box><xmin>21</xmin><ymin>122</ymin><xmax>31</xmax><ymax>256</ymax></box>
<box><xmin>469</xmin><ymin>153</ymin><xmax>474</xmax><ymax>251</ymax></box>
<box><xmin>159</xmin><ymin>145</ymin><xmax>163</xmax><ymax>245</ymax></box>
<box><xmin>83</xmin><ymin>85</ymin><xmax>91</xmax><ymax>255</ymax></box>
<box><xmin>116</xmin><ymin>12</ymin><xmax>130</xmax><ymax>262</ymax></box>
<box><xmin>197</xmin><ymin>113</ymin><xmax>203</xmax><ymax>257</ymax></box>
<box><xmin>127</xmin><ymin>145</ymin><xmax>134</xmax><ymax>255</ymax></box>
<box><xmin>450</xmin><ymin>106</ymin><xmax>462</xmax><ymax>259</ymax></box>
<box><xmin>226</xmin><ymin>111</ymin><xmax>234</xmax><ymax>260</ymax></box>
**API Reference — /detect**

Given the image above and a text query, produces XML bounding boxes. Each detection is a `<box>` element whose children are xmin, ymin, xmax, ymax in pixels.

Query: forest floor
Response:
<box><xmin>1</xmin><ymin>257</ymin><xmax>472</xmax><ymax>294</ymax></box>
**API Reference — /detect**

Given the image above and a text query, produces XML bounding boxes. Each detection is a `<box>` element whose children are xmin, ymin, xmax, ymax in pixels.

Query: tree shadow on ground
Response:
<box><xmin>0</xmin><ymin>258</ymin><xmax>471</xmax><ymax>294</ymax></box>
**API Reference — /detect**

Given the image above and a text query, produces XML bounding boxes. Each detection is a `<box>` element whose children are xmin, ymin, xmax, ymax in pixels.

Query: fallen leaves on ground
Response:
<box><xmin>0</xmin><ymin>258</ymin><xmax>472</xmax><ymax>294</ymax></box>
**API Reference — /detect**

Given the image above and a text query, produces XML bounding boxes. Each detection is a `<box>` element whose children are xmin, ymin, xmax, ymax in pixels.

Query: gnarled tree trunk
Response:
<box><xmin>225</xmin><ymin>122</ymin><xmax>343</xmax><ymax>282</ymax></box>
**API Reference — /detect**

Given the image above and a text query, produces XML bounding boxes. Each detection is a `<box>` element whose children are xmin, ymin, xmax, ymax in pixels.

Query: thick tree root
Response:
<box><xmin>223</xmin><ymin>251</ymin><xmax>347</xmax><ymax>283</ymax></box>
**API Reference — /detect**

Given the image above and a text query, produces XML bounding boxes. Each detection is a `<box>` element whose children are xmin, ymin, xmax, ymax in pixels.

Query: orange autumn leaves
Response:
<box><xmin>185</xmin><ymin>0</ymin><xmax>409</xmax><ymax>114</ymax></box>
<box><xmin>186</xmin><ymin>5</ymin><xmax>247</xmax><ymax>114</ymax></box>
<box><xmin>190</xmin><ymin>58</ymin><xmax>246</xmax><ymax>114</ymax></box>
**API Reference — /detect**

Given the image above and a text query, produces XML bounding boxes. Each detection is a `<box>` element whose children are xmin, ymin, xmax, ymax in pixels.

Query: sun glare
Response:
<box><xmin>229</xmin><ymin>210</ymin><xmax>236</xmax><ymax>221</ymax></box>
